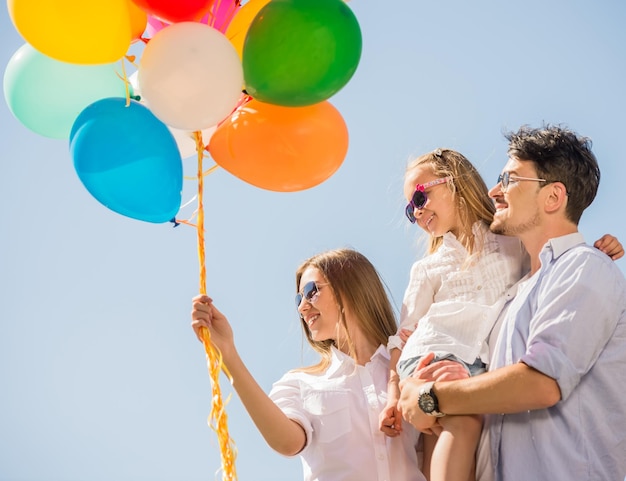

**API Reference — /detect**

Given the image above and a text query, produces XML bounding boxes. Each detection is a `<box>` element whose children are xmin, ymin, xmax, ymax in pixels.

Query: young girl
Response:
<box><xmin>379</xmin><ymin>148</ymin><xmax>623</xmax><ymax>481</ymax></box>
<box><xmin>192</xmin><ymin>249</ymin><xmax>426</xmax><ymax>481</ymax></box>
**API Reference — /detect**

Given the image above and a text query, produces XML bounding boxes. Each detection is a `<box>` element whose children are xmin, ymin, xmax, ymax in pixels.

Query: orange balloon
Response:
<box><xmin>225</xmin><ymin>0</ymin><xmax>271</xmax><ymax>58</ymax></box>
<box><xmin>209</xmin><ymin>99</ymin><xmax>349</xmax><ymax>192</ymax></box>
<box><xmin>127</xmin><ymin>0</ymin><xmax>148</xmax><ymax>41</ymax></box>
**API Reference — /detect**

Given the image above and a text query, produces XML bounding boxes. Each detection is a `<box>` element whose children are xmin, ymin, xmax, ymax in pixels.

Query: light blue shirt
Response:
<box><xmin>487</xmin><ymin>233</ymin><xmax>626</xmax><ymax>481</ymax></box>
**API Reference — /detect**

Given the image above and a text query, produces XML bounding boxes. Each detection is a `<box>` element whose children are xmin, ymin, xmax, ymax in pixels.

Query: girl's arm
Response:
<box><xmin>379</xmin><ymin>346</ymin><xmax>404</xmax><ymax>436</ymax></box>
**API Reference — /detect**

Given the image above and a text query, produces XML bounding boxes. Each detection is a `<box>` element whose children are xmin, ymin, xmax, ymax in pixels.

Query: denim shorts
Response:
<box><xmin>397</xmin><ymin>353</ymin><xmax>487</xmax><ymax>381</ymax></box>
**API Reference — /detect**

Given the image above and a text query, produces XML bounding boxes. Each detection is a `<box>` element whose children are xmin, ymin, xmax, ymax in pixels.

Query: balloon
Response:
<box><xmin>144</xmin><ymin>0</ymin><xmax>240</xmax><ymax>38</ymax></box>
<box><xmin>3</xmin><ymin>44</ymin><xmax>128</xmax><ymax>139</ymax></box>
<box><xmin>206</xmin><ymin>0</ymin><xmax>241</xmax><ymax>33</ymax></box>
<box><xmin>70</xmin><ymin>98</ymin><xmax>183</xmax><ymax>223</ymax></box>
<box><xmin>242</xmin><ymin>0</ymin><xmax>362</xmax><ymax>106</ymax></box>
<box><xmin>225</xmin><ymin>0</ymin><xmax>271</xmax><ymax>58</ymax></box>
<box><xmin>127</xmin><ymin>71</ymin><xmax>216</xmax><ymax>158</ymax></box>
<box><xmin>128</xmin><ymin>1</ymin><xmax>148</xmax><ymax>41</ymax></box>
<box><xmin>208</xmin><ymin>99</ymin><xmax>348</xmax><ymax>192</ymax></box>
<box><xmin>144</xmin><ymin>15</ymin><xmax>170</xmax><ymax>38</ymax></box>
<box><xmin>130</xmin><ymin>0</ymin><xmax>214</xmax><ymax>23</ymax></box>
<box><xmin>138</xmin><ymin>22</ymin><xmax>244</xmax><ymax>131</ymax></box>
<box><xmin>7</xmin><ymin>0</ymin><xmax>133</xmax><ymax>64</ymax></box>
<box><xmin>168</xmin><ymin>126</ymin><xmax>216</xmax><ymax>159</ymax></box>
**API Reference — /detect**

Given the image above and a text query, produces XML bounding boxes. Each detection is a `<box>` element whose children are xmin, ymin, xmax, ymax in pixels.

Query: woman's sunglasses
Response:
<box><xmin>295</xmin><ymin>281</ymin><xmax>327</xmax><ymax>307</ymax></box>
<box><xmin>405</xmin><ymin>176</ymin><xmax>453</xmax><ymax>223</ymax></box>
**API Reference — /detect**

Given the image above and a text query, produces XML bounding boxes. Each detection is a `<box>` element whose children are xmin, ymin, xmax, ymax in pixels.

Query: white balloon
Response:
<box><xmin>128</xmin><ymin>71</ymin><xmax>217</xmax><ymax>158</ymax></box>
<box><xmin>138</xmin><ymin>22</ymin><xmax>243</xmax><ymax>131</ymax></box>
<box><xmin>169</xmin><ymin>125</ymin><xmax>217</xmax><ymax>159</ymax></box>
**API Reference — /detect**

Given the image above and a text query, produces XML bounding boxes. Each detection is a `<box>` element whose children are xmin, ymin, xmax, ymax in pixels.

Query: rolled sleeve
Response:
<box><xmin>519</xmin><ymin>250</ymin><xmax>622</xmax><ymax>400</ymax></box>
<box><xmin>269</xmin><ymin>375</ymin><xmax>314</xmax><ymax>454</ymax></box>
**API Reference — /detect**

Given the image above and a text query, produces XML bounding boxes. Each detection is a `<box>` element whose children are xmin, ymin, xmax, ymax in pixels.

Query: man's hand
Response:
<box><xmin>398</xmin><ymin>376</ymin><xmax>437</xmax><ymax>433</ymax></box>
<box><xmin>412</xmin><ymin>352</ymin><xmax>471</xmax><ymax>382</ymax></box>
<box><xmin>397</xmin><ymin>352</ymin><xmax>471</xmax><ymax>432</ymax></box>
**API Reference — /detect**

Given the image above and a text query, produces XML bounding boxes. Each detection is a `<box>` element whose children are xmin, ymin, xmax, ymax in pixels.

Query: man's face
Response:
<box><xmin>488</xmin><ymin>157</ymin><xmax>546</xmax><ymax>237</ymax></box>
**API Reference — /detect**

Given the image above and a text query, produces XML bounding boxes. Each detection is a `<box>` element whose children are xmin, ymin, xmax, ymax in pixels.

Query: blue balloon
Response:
<box><xmin>70</xmin><ymin>98</ymin><xmax>183</xmax><ymax>223</ymax></box>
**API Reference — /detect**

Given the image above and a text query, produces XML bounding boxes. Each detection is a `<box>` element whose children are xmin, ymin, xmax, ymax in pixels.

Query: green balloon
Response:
<box><xmin>242</xmin><ymin>0</ymin><xmax>362</xmax><ymax>107</ymax></box>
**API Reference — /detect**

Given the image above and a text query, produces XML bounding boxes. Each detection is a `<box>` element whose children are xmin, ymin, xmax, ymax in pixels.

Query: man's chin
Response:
<box><xmin>489</xmin><ymin>219</ymin><xmax>507</xmax><ymax>236</ymax></box>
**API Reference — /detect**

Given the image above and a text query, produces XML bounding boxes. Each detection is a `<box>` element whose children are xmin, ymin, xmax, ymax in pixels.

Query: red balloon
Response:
<box><xmin>131</xmin><ymin>0</ymin><xmax>215</xmax><ymax>23</ymax></box>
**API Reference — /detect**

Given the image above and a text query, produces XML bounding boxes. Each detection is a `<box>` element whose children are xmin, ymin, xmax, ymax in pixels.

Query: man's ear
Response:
<box><xmin>544</xmin><ymin>182</ymin><xmax>568</xmax><ymax>214</ymax></box>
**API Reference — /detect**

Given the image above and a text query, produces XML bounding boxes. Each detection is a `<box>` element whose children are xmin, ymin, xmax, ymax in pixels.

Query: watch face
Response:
<box><xmin>419</xmin><ymin>394</ymin><xmax>435</xmax><ymax>413</ymax></box>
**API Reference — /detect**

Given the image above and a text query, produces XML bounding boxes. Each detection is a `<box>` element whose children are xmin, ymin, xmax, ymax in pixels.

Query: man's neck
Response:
<box><xmin>520</xmin><ymin>225</ymin><xmax>579</xmax><ymax>275</ymax></box>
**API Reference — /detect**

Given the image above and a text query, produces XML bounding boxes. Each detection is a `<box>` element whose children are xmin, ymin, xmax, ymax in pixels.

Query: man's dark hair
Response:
<box><xmin>505</xmin><ymin>124</ymin><xmax>600</xmax><ymax>224</ymax></box>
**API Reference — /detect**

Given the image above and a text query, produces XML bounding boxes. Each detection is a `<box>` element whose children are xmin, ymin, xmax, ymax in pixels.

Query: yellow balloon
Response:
<box><xmin>225</xmin><ymin>0</ymin><xmax>271</xmax><ymax>59</ymax></box>
<box><xmin>7</xmin><ymin>0</ymin><xmax>133</xmax><ymax>64</ymax></box>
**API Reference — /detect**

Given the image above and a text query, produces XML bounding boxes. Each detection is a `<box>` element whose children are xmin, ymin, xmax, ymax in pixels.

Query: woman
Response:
<box><xmin>191</xmin><ymin>248</ymin><xmax>426</xmax><ymax>481</ymax></box>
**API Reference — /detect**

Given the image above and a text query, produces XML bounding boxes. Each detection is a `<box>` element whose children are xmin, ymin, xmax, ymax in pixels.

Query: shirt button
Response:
<box><xmin>377</xmin><ymin>454</ymin><xmax>385</xmax><ymax>460</ymax></box>
<box><xmin>477</xmin><ymin>285</ymin><xmax>482</xmax><ymax>290</ymax></box>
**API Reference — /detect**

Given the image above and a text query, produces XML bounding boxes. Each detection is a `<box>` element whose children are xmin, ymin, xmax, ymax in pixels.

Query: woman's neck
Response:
<box><xmin>337</xmin><ymin>334</ymin><xmax>377</xmax><ymax>366</ymax></box>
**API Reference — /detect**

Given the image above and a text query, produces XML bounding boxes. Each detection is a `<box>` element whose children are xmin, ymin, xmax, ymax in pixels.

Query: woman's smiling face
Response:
<box><xmin>297</xmin><ymin>267</ymin><xmax>341</xmax><ymax>343</ymax></box>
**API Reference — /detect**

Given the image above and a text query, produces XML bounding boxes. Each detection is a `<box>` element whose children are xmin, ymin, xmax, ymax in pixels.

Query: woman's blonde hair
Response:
<box><xmin>294</xmin><ymin>249</ymin><xmax>397</xmax><ymax>373</ymax></box>
<box><xmin>406</xmin><ymin>149</ymin><xmax>495</xmax><ymax>254</ymax></box>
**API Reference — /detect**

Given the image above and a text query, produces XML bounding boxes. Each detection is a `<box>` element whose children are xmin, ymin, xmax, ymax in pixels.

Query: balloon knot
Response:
<box><xmin>170</xmin><ymin>218</ymin><xmax>180</xmax><ymax>227</ymax></box>
<box><xmin>130</xmin><ymin>95</ymin><xmax>141</xmax><ymax>101</ymax></box>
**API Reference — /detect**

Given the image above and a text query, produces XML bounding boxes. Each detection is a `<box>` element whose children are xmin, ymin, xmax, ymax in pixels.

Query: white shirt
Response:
<box><xmin>394</xmin><ymin>222</ymin><xmax>527</xmax><ymax>365</ymax></box>
<box><xmin>269</xmin><ymin>346</ymin><xmax>425</xmax><ymax>481</ymax></box>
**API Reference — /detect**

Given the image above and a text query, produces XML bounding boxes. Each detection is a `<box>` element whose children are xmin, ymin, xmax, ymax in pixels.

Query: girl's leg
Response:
<box><xmin>429</xmin><ymin>414</ymin><xmax>482</xmax><ymax>481</ymax></box>
<box><xmin>421</xmin><ymin>433</ymin><xmax>437</xmax><ymax>480</ymax></box>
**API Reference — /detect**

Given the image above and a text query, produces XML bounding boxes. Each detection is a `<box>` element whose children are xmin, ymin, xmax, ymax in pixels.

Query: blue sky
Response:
<box><xmin>1</xmin><ymin>1</ymin><xmax>625</xmax><ymax>480</ymax></box>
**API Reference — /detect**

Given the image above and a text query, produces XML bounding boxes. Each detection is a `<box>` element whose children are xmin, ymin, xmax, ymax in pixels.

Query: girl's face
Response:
<box><xmin>297</xmin><ymin>267</ymin><xmax>341</xmax><ymax>343</ymax></box>
<box><xmin>404</xmin><ymin>164</ymin><xmax>461</xmax><ymax>238</ymax></box>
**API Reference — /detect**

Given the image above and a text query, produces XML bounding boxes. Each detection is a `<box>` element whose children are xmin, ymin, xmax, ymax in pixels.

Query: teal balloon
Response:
<box><xmin>3</xmin><ymin>43</ymin><xmax>127</xmax><ymax>139</ymax></box>
<box><xmin>242</xmin><ymin>0</ymin><xmax>362</xmax><ymax>106</ymax></box>
<box><xmin>70</xmin><ymin>98</ymin><xmax>183</xmax><ymax>223</ymax></box>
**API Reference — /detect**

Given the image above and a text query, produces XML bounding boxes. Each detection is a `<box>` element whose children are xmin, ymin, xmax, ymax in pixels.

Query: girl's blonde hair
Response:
<box><xmin>294</xmin><ymin>249</ymin><xmax>397</xmax><ymax>373</ymax></box>
<box><xmin>406</xmin><ymin>149</ymin><xmax>495</xmax><ymax>254</ymax></box>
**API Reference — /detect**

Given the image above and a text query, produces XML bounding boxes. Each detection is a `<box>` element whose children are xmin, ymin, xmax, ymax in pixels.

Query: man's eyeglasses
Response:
<box><xmin>405</xmin><ymin>177</ymin><xmax>453</xmax><ymax>223</ymax></box>
<box><xmin>497</xmin><ymin>171</ymin><xmax>547</xmax><ymax>193</ymax></box>
<box><xmin>295</xmin><ymin>281</ymin><xmax>328</xmax><ymax>307</ymax></box>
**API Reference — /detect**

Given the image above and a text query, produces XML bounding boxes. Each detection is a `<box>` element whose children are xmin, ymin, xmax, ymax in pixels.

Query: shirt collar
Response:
<box><xmin>541</xmin><ymin>232</ymin><xmax>586</xmax><ymax>263</ymax></box>
<box><xmin>327</xmin><ymin>344</ymin><xmax>388</xmax><ymax>376</ymax></box>
<box><xmin>441</xmin><ymin>221</ymin><xmax>489</xmax><ymax>247</ymax></box>
<box><xmin>373</xmin><ymin>343</ymin><xmax>391</xmax><ymax>361</ymax></box>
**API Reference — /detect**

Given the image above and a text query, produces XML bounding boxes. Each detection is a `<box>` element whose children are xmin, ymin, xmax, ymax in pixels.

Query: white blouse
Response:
<box><xmin>269</xmin><ymin>346</ymin><xmax>425</xmax><ymax>481</ymax></box>
<box><xmin>393</xmin><ymin>222</ymin><xmax>527</xmax><ymax>365</ymax></box>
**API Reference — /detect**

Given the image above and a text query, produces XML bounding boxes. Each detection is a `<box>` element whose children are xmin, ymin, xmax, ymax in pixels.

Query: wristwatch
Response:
<box><xmin>418</xmin><ymin>382</ymin><xmax>446</xmax><ymax>417</ymax></box>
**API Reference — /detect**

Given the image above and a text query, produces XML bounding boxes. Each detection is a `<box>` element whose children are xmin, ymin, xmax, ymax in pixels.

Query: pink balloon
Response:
<box><xmin>145</xmin><ymin>15</ymin><xmax>169</xmax><ymax>37</ymax></box>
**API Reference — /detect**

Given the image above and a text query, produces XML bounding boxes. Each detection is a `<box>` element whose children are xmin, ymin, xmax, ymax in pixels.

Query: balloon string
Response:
<box><xmin>184</xmin><ymin>163</ymin><xmax>220</xmax><ymax>181</ymax></box>
<box><xmin>118</xmin><ymin>57</ymin><xmax>142</xmax><ymax>105</ymax></box>
<box><xmin>121</xmin><ymin>59</ymin><xmax>131</xmax><ymax>107</ymax></box>
<box><xmin>208</xmin><ymin>0</ymin><xmax>242</xmax><ymax>33</ymax></box>
<box><xmin>196</xmin><ymin>130</ymin><xmax>207</xmax><ymax>293</ymax></box>
<box><xmin>194</xmin><ymin>130</ymin><xmax>238</xmax><ymax>481</ymax></box>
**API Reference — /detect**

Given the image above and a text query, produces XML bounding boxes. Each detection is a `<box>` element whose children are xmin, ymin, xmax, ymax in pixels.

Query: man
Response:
<box><xmin>398</xmin><ymin>124</ymin><xmax>626</xmax><ymax>481</ymax></box>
